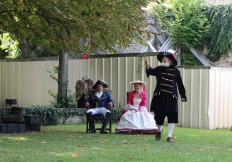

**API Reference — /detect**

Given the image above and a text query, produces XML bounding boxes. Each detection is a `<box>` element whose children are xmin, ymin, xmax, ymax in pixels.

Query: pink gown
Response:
<box><xmin>115</xmin><ymin>91</ymin><xmax>157</xmax><ymax>134</ymax></box>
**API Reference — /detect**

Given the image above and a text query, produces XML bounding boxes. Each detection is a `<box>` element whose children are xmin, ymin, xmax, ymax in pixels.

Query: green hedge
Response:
<box><xmin>25</xmin><ymin>106</ymin><xmax>60</xmax><ymax>125</ymax></box>
<box><xmin>0</xmin><ymin>106</ymin><xmax>124</xmax><ymax>125</ymax></box>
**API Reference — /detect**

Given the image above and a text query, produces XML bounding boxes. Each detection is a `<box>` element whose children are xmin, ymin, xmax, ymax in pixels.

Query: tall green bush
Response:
<box><xmin>206</xmin><ymin>4</ymin><xmax>232</xmax><ymax>61</ymax></box>
<box><xmin>148</xmin><ymin>0</ymin><xmax>210</xmax><ymax>48</ymax></box>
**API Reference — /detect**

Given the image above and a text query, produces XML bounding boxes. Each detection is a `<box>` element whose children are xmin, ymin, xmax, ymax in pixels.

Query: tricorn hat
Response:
<box><xmin>157</xmin><ymin>49</ymin><xmax>177</xmax><ymax>65</ymax></box>
<box><xmin>92</xmin><ymin>80</ymin><xmax>108</xmax><ymax>89</ymax></box>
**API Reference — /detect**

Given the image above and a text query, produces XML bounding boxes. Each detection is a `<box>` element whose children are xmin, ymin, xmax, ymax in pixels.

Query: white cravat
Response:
<box><xmin>95</xmin><ymin>92</ymin><xmax>103</xmax><ymax>98</ymax></box>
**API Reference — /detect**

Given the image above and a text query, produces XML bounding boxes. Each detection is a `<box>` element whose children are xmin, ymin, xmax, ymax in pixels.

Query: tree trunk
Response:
<box><xmin>57</xmin><ymin>51</ymin><xmax>69</xmax><ymax>105</ymax></box>
<box><xmin>18</xmin><ymin>39</ymin><xmax>31</xmax><ymax>57</ymax></box>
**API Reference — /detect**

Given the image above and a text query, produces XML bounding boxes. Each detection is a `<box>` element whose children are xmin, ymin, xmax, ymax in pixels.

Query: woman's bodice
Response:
<box><xmin>133</xmin><ymin>98</ymin><xmax>142</xmax><ymax>106</ymax></box>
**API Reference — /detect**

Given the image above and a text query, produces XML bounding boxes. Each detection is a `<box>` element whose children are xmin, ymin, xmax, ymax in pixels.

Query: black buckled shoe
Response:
<box><xmin>155</xmin><ymin>131</ymin><xmax>162</xmax><ymax>141</ymax></box>
<box><xmin>167</xmin><ymin>137</ymin><xmax>174</xmax><ymax>142</ymax></box>
<box><xmin>89</xmin><ymin>128</ymin><xmax>96</xmax><ymax>133</ymax></box>
<box><xmin>100</xmin><ymin>130</ymin><xmax>108</xmax><ymax>134</ymax></box>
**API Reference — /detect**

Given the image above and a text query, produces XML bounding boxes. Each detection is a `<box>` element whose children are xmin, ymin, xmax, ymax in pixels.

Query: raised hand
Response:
<box><xmin>145</xmin><ymin>59</ymin><xmax>150</xmax><ymax>68</ymax></box>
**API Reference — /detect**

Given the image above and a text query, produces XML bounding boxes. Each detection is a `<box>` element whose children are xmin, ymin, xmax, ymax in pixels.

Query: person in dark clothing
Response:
<box><xmin>145</xmin><ymin>49</ymin><xmax>187</xmax><ymax>142</ymax></box>
<box><xmin>85</xmin><ymin>80</ymin><xmax>114</xmax><ymax>134</ymax></box>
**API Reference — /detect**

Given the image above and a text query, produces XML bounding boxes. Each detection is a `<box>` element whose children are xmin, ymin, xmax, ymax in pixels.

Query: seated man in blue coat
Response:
<box><xmin>85</xmin><ymin>80</ymin><xmax>114</xmax><ymax>134</ymax></box>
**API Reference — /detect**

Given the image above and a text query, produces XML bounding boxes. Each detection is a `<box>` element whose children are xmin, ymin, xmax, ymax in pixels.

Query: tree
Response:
<box><xmin>147</xmin><ymin>0</ymin><xmax>209</xmax><ymax>47</ymax></box>
<box><xmin>0</xmin><ymin>0</ymin><xmax>149</xmax><ymax>105</ymax></box>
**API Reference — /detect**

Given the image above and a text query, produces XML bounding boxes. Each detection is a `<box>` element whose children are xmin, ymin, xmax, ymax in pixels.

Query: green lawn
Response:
<box><xmin>0</xmin><ymin>124</ymin><xmax>231</xmax><ymax>162</ymax></box>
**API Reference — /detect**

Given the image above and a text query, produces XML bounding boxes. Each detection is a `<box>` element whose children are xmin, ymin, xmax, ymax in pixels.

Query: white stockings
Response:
<box><xmin>168</xmin><ymin>123</ymin><xmax>175</xmax><ymax>138</ymax></box>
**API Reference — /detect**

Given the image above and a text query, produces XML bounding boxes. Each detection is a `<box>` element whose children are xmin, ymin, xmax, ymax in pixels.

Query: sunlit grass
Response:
<box><xmin>0</xmin><ymin>124</ymin><xmax>231</xmax><ymax>162</ymax></box>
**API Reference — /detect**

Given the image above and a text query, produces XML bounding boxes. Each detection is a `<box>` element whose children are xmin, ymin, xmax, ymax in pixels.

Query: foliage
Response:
<box><xmin>0</xmin><ymin>0</ymin><xmax>150</xmax><ymax>108</ymax></box>
<box><xmin>0</xmin><ymin>106</ymin><xmax>59</xmax><ymax>125</ymax></box>
<box><xmin>206</xmin><ymin>4</ymin><xmax>232</xmax><ymax>61</ymax></box>
<box><xmin>0</xmin><ymin>125</ymin><xmax>232</xmax><ymax>161</ymax></box>
<box><xmin>111</xmin><ymin>107</ymin><xmax>123</xmax><ymax>122</ymax></box>
<box><xmin>0</xmin><ymin>32</ymin><xmax>20</xmax><ymax>59</ymax></box>
<box><xmin>148</xmin><ymin>1</ymin><xmax>232</xmax><ymax>61</ymax></box>
<box><xmin>25</xmin><ymin>106</ymin><xmax>60</xmax><ymax>125</ymax></box>
<box><xmin>47</xmin><ymin>66</ymin><xmax>59</xmax><ymax>82</ymax></box>
<box><xmin>147</xmin><ymin>0</ymin><xmax>210</xmax><ymax>48</ymax></box>
<box><xmin>25</xmin><ymin>106</ymin><xmax>87</xmax><ymax>125</ymax></box>
<box><xmin>48</xmin><ymin>89</ymin><xmax>77</xmax><ymax>108</ymax></box>
<box><xmin>181</xmin><ymin>52</ymin><xmax>202</xmax><ymax>65</ymax></box>
<box><xmin>180</xmin><ymin>47</ymin><xmax>202</xmax><ymax>65</ymax></box>
<box><xmin>0</xmin><ymin>0</ymin><xmax>149</xmax><ymax>56</ymax></box>
<box><xmin>47</xmin><ymin>66</ymin><xmax>76</xmax><ymax>108</ymax></box>
<box><xmin>0</xmin><ymin>107</ymin><xmax>6</xmax><ymax>117</ymax></box>
<box><xmin>0</xmin><ymin>106</ymin><xmax>123</xmax><ymax>125</ymax></box>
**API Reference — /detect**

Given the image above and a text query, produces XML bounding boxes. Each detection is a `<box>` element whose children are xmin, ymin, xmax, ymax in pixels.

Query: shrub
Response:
<box><xmin>111</xmin><ymin>107</ymin><xmax>123</xmax><ymax>122</ymax></box>
<box><xmin>0</xmin><ymin>108</ymin><xmax>6</xmax><ymax>117</ymax></box>
<box><xmin>0</xmin><ymin>106</ymin><xmax>124</xmax><ymax>125</ymax></box>
<box><xmin>180</xmin><ymin>47</ymin><xmax>202</xmax><ymax>65</ymax></box>
<box><xmin>25</xmin><ymin>106</ymin><xmax>60</xmax><ymax>125</ymax></box>
<box><xmin>48</xmin><ymin>89</ymin><xmax>77</xmax><ymax>108</ymax></box>
<box><xmin>47</xmin><ymin>66</ymin><xmax>77</xmax><ymax>108</ymax></box>
<box><xmin>25</xmin><ymin>106</ymin><xmax>124</xmax><ymax>124</ymax></box>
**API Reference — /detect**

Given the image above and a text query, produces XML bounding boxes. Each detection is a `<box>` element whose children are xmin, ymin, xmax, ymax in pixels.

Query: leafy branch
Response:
<box><xmin>206</xmin><ymin>4</ymin><xmax>232</xmax><ymax>61</ymax></box>
<box><xmin>147</xmin><ymin>0</ymin><xmax>210</xmax><ymax>48</ymax></box>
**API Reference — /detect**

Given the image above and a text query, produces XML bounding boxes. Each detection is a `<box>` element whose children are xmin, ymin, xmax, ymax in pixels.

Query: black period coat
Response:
<box><xmin>146</xmin><ymin>65</ymin><xmax>187</xmax><ymax>114</ymax></box>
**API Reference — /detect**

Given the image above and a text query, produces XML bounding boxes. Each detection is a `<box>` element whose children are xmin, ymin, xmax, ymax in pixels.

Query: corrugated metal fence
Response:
<box><xmin>208</xmin><ymin>67</ymin><xmax>232</xmax><ymax>129</ymax></box>
<box><xmin>0</xmin><ymin>54</ymin><xmax>231</xmax><ymax>129</ymax></box>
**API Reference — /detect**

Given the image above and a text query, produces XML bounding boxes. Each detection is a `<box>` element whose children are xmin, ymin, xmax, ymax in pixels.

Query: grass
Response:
<box><xmin>0</xmin><ymin>124</ymin><xmax>231</xmax><ymax>162</ymax></box>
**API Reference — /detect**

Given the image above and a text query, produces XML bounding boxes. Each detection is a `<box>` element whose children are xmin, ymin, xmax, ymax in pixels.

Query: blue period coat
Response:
<box><xmin>87</xmin><ymin>90</ymin><xmax>114</xmax><ymax>108</ymax></box>
<box><xmin>146</xmin><ymin>65</ymin><xmax>187</xmax><ymax>114</ymax></box>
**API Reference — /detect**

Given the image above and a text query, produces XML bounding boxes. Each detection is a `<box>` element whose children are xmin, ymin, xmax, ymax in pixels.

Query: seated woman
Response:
<box><xmin>115</xmin><ymin>80</ymin><xmax>157</xmax><ymax>134</ymax></box>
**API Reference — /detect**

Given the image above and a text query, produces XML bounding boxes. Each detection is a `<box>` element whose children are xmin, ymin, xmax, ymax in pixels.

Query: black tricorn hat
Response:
<box><xmin>92</xmin><ymin>80</ymin><xmax>108</xmax><ymax>89</ymax></box>
<box><xmin>157</xmin><ymin>49</ymin><xmax>177</xmax><ymax>65</ymax></box>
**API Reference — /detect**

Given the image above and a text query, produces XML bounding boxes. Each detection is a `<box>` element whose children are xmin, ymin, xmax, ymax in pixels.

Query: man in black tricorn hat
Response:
<box><xmin>145</xmin><ymin>49</ymin><xmax>187</xmax><ymax>142</ymax></box>
<box><xmin>85</xmin><ymin>80</ymin><xmax>114</xmax><ymax>134</ymax></box>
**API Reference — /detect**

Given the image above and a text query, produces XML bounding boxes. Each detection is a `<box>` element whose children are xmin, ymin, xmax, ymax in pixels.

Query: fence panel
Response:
<box><xmin>208</xmin><ymin>67</ymin><xmax>232</xmax><ymax>129</ymax></box>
